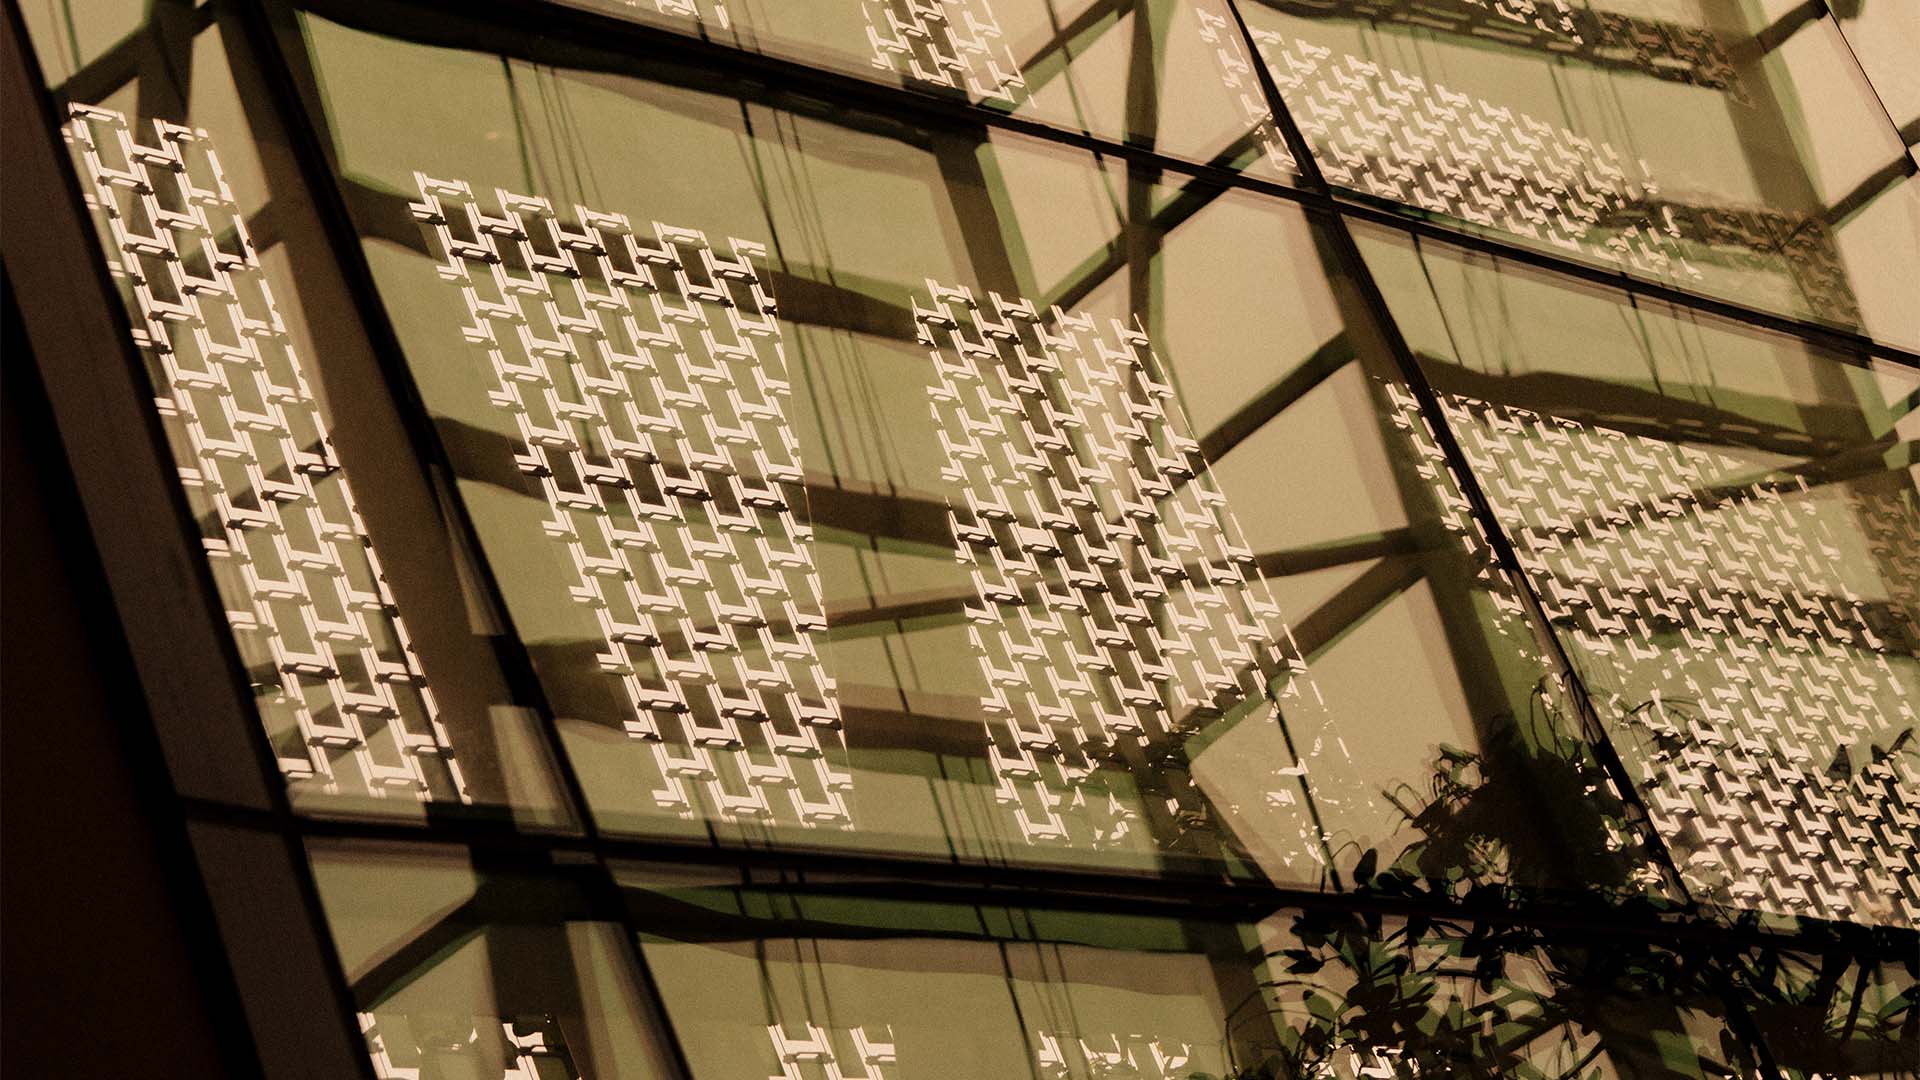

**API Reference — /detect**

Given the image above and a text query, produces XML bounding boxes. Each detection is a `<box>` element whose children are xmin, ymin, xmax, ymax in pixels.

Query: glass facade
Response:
<box><xmin>3</xmin><ymin>0</ymin><xmax>1914</xmax><ymax>1076</ymax></box>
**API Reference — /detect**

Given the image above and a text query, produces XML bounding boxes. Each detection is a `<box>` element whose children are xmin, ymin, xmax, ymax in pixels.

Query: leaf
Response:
<box><xmin>1353</xmin><ymin>849</ymin><xmax>1379</xmax><ymax>886</ymax></box>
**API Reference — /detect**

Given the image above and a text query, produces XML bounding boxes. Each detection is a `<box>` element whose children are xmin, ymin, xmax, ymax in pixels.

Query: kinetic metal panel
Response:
<box><xmin>863</xmin><ymin>0</ymin><xmax>1026</xmax><ymax>105</ymax></box>
<box><xmin>1291</xmin><ymin>0</ymin><xmax>1586</xmax><ymax>44</ymax></box>
<box><xmin>410</xmin><ymin>176</ymin><xmax>853</xmax><ymax>829</ymax></box>
<box><xmin>1262</xmin><ymin>0</ymin><xmax>1736</xmax><ymax>90</ymax></box>
<box><xmin>864</xmin><ymin>0</ymin><xmax>1029</xmax><ymax>104</ymax></box>
<box><xmin>765</xmin><ymin>1022</ymin><xmax>1193</xmax><ymax>1079</ymax></box>
<box><xmin>64</xmin><ymin>104</ymin><xmax>470</xmax><ymax>804</ymax></box>
<box><xmin>628</xmin><ymin>0</ymin><xmax>1024</xmax><ymax>103</ymax></box>
<box><xmin>1208</xmin><ymin>24</ymin><xmax>1857</xmax><ymax>320</ymax></box>
<box><xmin>1194</xmin><ymin>7</ymin><xmax>1299</xmax><ymax>175</ymax></box>
<box><xmin>362</xmin><ymin>1012</ymin><xmax>580</xmax><ymax>1080</ymax></box>
<box><xmin>646</xmin><ymin>0</ymin><xmax>732</xmax><ymax>27</ymax></box>
<box><xmin>915</xmin><ymin>282</ymin><xmax>1320</xmax><ymax>850</ymax></box>
<box><xmin>1241</xmin><ymin>36</ymin><xmax>1696</xmax><ymax>284</ymax></box>
<box><xmin>1034</xmin><ymin>1032</ymin><xmax>1195</xmax><ymax>1079</ymax></box>
<box><xmin>766</xmin><ymin>1022</ymin><xmax>899</xmax><ymax>1080</ymax></box>
<box><xmin>1394</xmin><ymin>386</ymin><xmax>1920</xmax><ymax>926</ymax></box>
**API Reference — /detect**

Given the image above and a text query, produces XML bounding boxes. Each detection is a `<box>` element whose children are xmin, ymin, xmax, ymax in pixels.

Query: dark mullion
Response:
<box><xmin>1325</xmin><ymin>235</ymin><xmax>1562</xmax><ymax>872</ymax></box>
<box><xmin>132</xmin><ymin>0</ymin><xmax>197</xmax><ymax>122</ymax></box>
<box><xmin>1715</xmin><ymin>2</ymin><xmax>1872</xmax><ymax>363</ymax></box>
<box><xmin>0</xmin><ymin>0</ymin><xmax>276</xmax><ymax>812</ymax></box>
<box><xmin>2</xmin><ymin>4</ymin><xmax>384</xmax><ymax>1077</ymax></box>
<box><xmin>1242</xmin><ymin>0</ymin><xmax>1699</xmax><ymax>889</ymax></box>
<box><xmin>1331</xmin><ymin>195</ymin><xmax>1918</xmax><ymax>368</ymax></box>
<box><xmin>2</xmin><ymin>271</ymin><xmax>270</xmax><ymax>1080</ymax></box>
<box><xmin>1120</xmin><ymin>0</ymin><xmax>1169</xmax><ymax>332</ymax></box>
<box><xmin>576</xmin><ymin>853</ymin><xmax>703</xmax><ymax>1080</ymax></box>
<box><xmin>1224</xmin><ymin>0</ymin><xmax>1698</xmax><ymax>911</ymax></box>
<box><xmin>1241</xmin><ymin>0</ymin><xmax>1748</xmax><ymax>90</ymax></box>
<box><xmin>187</xmin><ymin>819</ymin><xmax>387</xmax><ymax>1080</ymax></box>
<box><xmin>1194</xmin><ymin>330</ymin><xmax>1352</xmax><ymax>462</ymax></box>
<box><xmin>243</xmin><ymin>0</ymin><xmax>1920</xmax><ymax>941</ymax></box>
<box><xmin>280</xmin><ymin>0</ymin><xmax>1920</xmax><ymax>367</ymax></box>
<box><xmin>9</xmin><ymin>0</ymin><xmax>1909</xmax><ymax>1071</ymax></box>
<box><xmin>171</xmin><ymin>796</ymin><xmax>1920</xmax><ymax>964</ymax></box>
<box><xmin>1285</xmin><ymin>552</ymin><xmax>1427</xmax><ymax>662</ymax></box>
<box><xmin>1015</xmin><ymin>0</ymin><xmax>1128</xmax><ymax>95</ymax></box>
<box><xmin>213</xmin><ymin>1</ymin><xmax>531</xmax><ymax>828</ymax></box>
<box><xmin>1039</xmin><ymin>131</ymin><xmax>1262</xmax><ymax>314</ymax></box>
<box><xmin>1213</xmin><ymin>10</ymin><xmax>1583</xmax><ymax>892</ymax></box>
<box><xmin>50</xmin><ymin>0</ymin><xmax>217</xmax><ymax>105</ymax></box>
<box><xmin>229</xmin><ymin>0</ymin><xmax>613</xmax><ymax>839</ymax></box>
<box><xmin>226</xmin><ymin>7</ymin><xmax>718</xmax><ymax>1074</ymax></box>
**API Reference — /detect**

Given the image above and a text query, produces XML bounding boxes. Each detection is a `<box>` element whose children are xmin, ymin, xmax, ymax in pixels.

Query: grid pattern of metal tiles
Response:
<box><xmin>1402</xmin><ymin>386</ymin><xmax>1920</xmax><ymax>925</ymax></box>
<box><xmin>766</xmin><ymin>1023</ymin><xmax>899</xmax><ymax>1080</ymax></box>
<box><xmin>863</xmin><ymin>0</ymin><xmax>1025</xmax><ymax>104</ymax></box>
<box><xmin>1248</xmin><ymin>37</ymin><xmax>1695</xmax><ymax>284</ymax></box>
<box><xmin>409</xmin><ymin>175</ymin><xmax>853</xmax><ymax>829</ymax></box>
<box><xmin>915</xmin><ymin>281</ymin><xmax>1316</xmax><ymax>850</ymax></box>
<box><xmin>64</xmin><ymin>103</ymin><xmax>470</xmax><ymax>804</ymax></box>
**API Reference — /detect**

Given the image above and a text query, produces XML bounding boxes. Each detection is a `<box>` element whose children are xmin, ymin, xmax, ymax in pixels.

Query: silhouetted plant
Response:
<box><xmin>1191</xmin><ymin>680</ymin><xmax>1912</xmax><ymax>1080</ymax></box>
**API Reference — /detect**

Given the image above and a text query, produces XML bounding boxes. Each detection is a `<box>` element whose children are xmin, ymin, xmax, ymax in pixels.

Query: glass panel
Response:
<box><xmin>513</xmin><ymin>0</ymin><xmax>1300</xmax><ymax>184</ymax></box>
<box><xmin>309</xmin><ymin>839</ymin><xmax>681</xmax><ymax>1079</ymax></box>
<box><xmin>284</xmin><ymin>4</ymin><xmax>1664</xmax><ymax>899</ymax></box>
<box><xmin>23</xmin><ymin>4</ymin><xmax>576</xmax><ymax>828</ymax></box>
<box><xmin>1833</xmin><ymin>0</ymin><xmax>1920</xmax><ymax>141</ymax></box>
<box><xmin>1235</xmin><ymin>0</ymin><xmax>1920</xmax><ymax>351</ymax></box>
<box><xmin>624</xmin><ymin>868</ymin><xmax>1762</xmax><ymax>1078</ymax></box>
<box><xmin>16</xmin><ymin>0</ymin><xmax>151</xmax><ymax>86</ymax></box>
<box><xmin>1359</xmin><ymin>220</ymin><xmax>1920</xmax><ymax>928</ymax></box>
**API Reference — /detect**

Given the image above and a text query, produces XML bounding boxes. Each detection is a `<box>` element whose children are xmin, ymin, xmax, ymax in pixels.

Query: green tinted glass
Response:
<box><xmin>1723</xmin><ymin>928</ymin><xmax>1918</xmax><ymax>1079</ymax></box>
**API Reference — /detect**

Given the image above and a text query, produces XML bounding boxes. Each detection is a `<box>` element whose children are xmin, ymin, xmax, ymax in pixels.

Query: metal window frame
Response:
<box><xmin>1</xmin><ymin>5</ymin><xmax>379</xmax><ymax>1076</ymax></box>
<box><xmin>5</xmin><ymin>0</ymin><xmax>1917</xmax><ymax>1076</ymax></box>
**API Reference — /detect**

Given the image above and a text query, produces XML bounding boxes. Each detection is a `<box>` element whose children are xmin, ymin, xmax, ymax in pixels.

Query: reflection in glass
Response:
<box><xmin>909</xmin><ymin>281</ymin><xmax>1312</xmax><ymax>851</ymax></box>
<box><xmin>626</xmin><ymin>870</ymin><xmax>1762</xmax><ymax>1079</ymax></box>
<box><xmin>539</xmin><ymin>0</ymin><xmax>1299</xmax><ymax>182</ymax></box>
<box><xmin>1361</xmin><ymin>222</ymin><xmax>1920</xmax><ymax>927</ymax></box>
<box><xmin>66</xmin><ymin>104</ymin><xmax>469</xmax><ymax>805</ymax></box>
<box><xmin>1251</xmin><ymin>907</ymin><xmax>1762</xmax><ymax>1079</ymax></box>
<box><xmin>14</xmin><ymin>0</ymin><xmax>150</xmax><ymax>86</ymax></box>
<box><xmin>1237</xmin><ymin>0</ymin><xmax>1920</xmax><ymax>349</ymax></box>
<box><xmin>628</xmin><ymin>870</ymin><xmax>1256</xmax><ymax>1078</ymax></box>
<box><xmin>26</xmin><ymin>3</ymin><xmax>577</xmax><ymax>828</ymax></box>
<box><xmin>409</xmin><ymin>176</ymin><xmax>854</xmax><ymax>829</ymax></box>
<box><xmin>310</xmin><ymin>841</ymin><xmax>678</xmax><ymax>1079</ymax></box>
<box><xmin>388</xmin><ymin>156</ymin><xmax>1355</xmax><ymax>876</ymax></box>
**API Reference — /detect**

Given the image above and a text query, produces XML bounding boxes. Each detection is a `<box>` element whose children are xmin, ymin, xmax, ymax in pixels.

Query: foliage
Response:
<box><xmin>1190</xmin><ymin>681</ymin><xmax>1914</xmax><ymax>1080</ymax></box>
